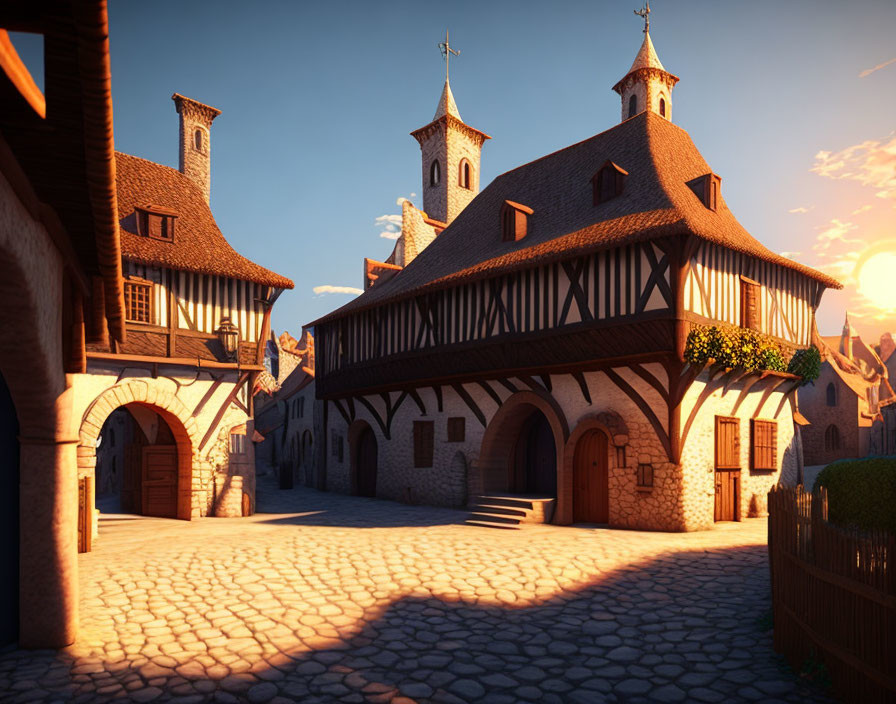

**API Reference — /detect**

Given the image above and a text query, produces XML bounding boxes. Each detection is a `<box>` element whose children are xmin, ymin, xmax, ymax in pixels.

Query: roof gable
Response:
<box><xmin>115</xmin><ymin>152</ymin><xmax>293</xmax><ymax>289</ymax></box>
<box><xmin>312</xmin><ymin>111</ymin><xmax>838</xmax><ymax>325</ymax></box>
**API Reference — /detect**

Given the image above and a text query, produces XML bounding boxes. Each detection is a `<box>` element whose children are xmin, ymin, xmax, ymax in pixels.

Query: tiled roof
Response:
<box><xmin>86</xmin><ymin>329</ymin><xmax>257</xmax><ymax>365</ymax></box>
<box><xmin>115</xmin><ymin>152</ymin><xmax>293</xmax><ymax>289</ymax></box>
<box><xmin>311</xmin><ymin>111</ymin><xmax>840</xmax><ymax>326</ymax></box>
<box><xmin>628</xmin><ymin>32</ymin><xmax>666</xmax><ymax>73</ymax></box>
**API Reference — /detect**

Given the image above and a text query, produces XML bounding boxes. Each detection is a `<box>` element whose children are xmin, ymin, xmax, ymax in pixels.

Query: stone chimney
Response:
<box><xmin>172</xmin><ymin>93</ymin><xmax>221</xmax><ymax>203</ymax></box>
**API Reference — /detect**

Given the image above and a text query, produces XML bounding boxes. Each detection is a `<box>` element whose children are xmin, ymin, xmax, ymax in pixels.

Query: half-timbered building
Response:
<box><xmin>310</xmin><ymin>26</ymin><xmax>841</xmax><ymax>531</ymax></box>
<box><xmin>70</xmin><ymin>93</ymin><xmax>292</xmax><ymax>549</ymax></box>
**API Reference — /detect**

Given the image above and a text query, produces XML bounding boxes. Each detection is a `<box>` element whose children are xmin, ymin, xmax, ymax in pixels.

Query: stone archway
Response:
<box><xmin>475</xmin><ymin>390</ymin><xmax>568</xmax><ymax>522</ymax></box>
<box><xmin>561</xmin><ymin>412</ymin><xmax>632</xmax><ymax>525</ymax></box>
<box><xmin>78</xmin><ymin>381</ymin><xmax>200</xmax><ymax>527</ymax></box>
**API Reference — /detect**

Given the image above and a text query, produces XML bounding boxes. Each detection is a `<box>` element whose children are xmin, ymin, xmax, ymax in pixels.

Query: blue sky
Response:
<box><xmin>12</xmin><ymin>0</ymin><xmax>896</xmax><ymax>342</ymax></box>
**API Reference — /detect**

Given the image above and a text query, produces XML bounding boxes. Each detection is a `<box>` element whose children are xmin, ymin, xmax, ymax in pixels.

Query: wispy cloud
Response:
<box><xmin>396</xmin><ymin>192</ymin><xmax>417</xmax><ymax>207</ymax></box>
<box><xmin>779</xmin><ymin>251</ymin><xmax>802</xmax><ymax>259</ymax></box>
<box><xmin>312</xmin><ymin>285</ymin><xmax>363</xmax><ymax>296</ymax></box>
<box><xmin>375</xmin><ymin>214</ymin><xmax>402</xmax><ymax>239</ymax></box>
<box><xmin>852</xmin><ymin>204</ymin><xmax>873</xmax><ymax>215</ymax></box>
<box><xmin>788</xmin><ymin>206</ymin><xmax>810</xmax><ymax>214</ymax></box>
<box><xmin>812</xmin><ymin>219</ymin><xmax>861</xmax><ymax>256</ymax></box>
<box><xmin>859</xmin><ymin>57</ymin><xmax>896</xmax><ymax>78</ymax></box>
<box><xmin>812</xmin><ymin>134</ymin><xmax>896</xmax><ymax>200</ymax></box>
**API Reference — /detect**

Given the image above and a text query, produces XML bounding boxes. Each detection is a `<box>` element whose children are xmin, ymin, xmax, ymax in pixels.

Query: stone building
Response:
<box><xmin>254</xmin><ymin>331</ymin><xmax>317</xmax><ymax>487</ymax></box>
<box><xmin>799</xmin><ymin>316</ymin><xmax>893</xmax><ymax>465</ymax></box>
<box><xmin>68</xmin><ymin>92</ymin><xmax>293</xmax><ymax>546</ymax></box>
<box><xmin>308</xmin><ymin>23</ymin><xmax>840</xmax><ymax>531</ymax></box>
<box><xmin>0</xmin><ymin>0</ymin><xmax>126</xmax><ymax>647</ymax></box>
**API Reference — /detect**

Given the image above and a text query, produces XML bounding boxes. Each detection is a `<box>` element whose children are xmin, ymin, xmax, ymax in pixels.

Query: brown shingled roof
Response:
<box><xmin>312</xmin><ymin>111</ymin><xmax>839</xmax><ymax>326</ymax></box>
<box><xmin>115</xmin><ymin>152</ymin><xmax>293</xmax><ymax>289</ymax></box>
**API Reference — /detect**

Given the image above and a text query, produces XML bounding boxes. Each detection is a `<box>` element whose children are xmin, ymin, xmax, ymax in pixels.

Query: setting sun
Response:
<box><xmin>857</xmin><ymin>250</ymin><xmax>896</xmax><ymax>311</ymax></box>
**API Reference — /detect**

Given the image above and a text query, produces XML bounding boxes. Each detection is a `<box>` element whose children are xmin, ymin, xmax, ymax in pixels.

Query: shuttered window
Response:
<box><xmin>751</xmin><ymin>419</ymin><xmax>777</xmax><ymax>471</ymax></box>
<box><xmin>413</xmin><ymin>421</ymin><xmax>434</xmax><ymax>468</ymax></box>
<box><xmin>637</xmin><ymin>463</ymin><xmax>654</xmax><ymax>488</ymax></box>
<box><xmin>447</xmin><ymin>417</ymin><xmax>465</xmax><ymax>442</ymax></box>
<box><xmin>740</xmin><ymin>278</ymin><xmax>761</xmax><ymax>332</ymax></box>
<box><xmin>715</xmin><ymin>416</ymin><xmax>740</xmax><ymax>469</ymax></box>
<box><xmin>124</xmin><ymin>280</ymin><xmax>152</xmax><ymax>323</ymax></box>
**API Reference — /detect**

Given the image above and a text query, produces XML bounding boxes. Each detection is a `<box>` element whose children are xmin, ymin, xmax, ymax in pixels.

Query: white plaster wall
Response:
<box><xmin>680</xmin><ymin>370</ymin><xmax>798</xmax><ymax>530</ymax></box>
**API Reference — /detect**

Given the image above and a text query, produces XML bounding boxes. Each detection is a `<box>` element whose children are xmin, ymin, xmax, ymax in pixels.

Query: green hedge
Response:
<box><xmin>813</xmin><ymin>457</ymin><xmax>896</xmax><ymax>534</ymax></box>
<box><xmin>787</xmin><ymin>346</ymin><xmax>822</xmax><ymax>384</ymax></box>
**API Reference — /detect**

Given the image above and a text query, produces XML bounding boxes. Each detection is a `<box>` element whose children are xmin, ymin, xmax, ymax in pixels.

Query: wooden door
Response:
<box><xmin>714</xmin><ymin>416</ymin><xmax>740</xmax><ymax>522</ymax></box>
<box><xmin>573</xmin><ymin>429</ymin><xmax>609</xmax><ymax>523</ymax></box>
<box><xmin>141</xmin><ymin>446</ymin><xmax>178</xmax><ymax>518</ymax></box>
<box><xmin>357</xmin><ymin>428</ymin><xmax>377</xmax><ymax>497</ymax></box>
<box><xmin>121</xmin><ymin>444</ymin><xmax>142</xmax><ymax>513</ymax></box>
<box><xmin>714</xmin><ymin>469</ymin><xmax>739</xmax><ymax>522</ymax></box>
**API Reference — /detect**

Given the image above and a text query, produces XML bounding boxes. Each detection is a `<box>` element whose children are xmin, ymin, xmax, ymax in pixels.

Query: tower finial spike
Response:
<box><xmin>438</xmin><ymin>29</ymin><xmax>460</xmax><ymax>83</ymax></box>
<box><xmin>634</xmin><ymin>0</ymin><xmax>651</xmax><ymax>34</ymax></box>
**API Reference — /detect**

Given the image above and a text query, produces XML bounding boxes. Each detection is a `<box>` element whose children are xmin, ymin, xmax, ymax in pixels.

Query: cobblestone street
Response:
<box><xmin>0</xmin><ymin>478</ymin><xmax>832</xmax><ymax>703</ymax></box>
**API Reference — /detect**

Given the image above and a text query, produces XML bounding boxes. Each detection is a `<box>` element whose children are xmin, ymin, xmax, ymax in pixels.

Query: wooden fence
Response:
<box><xmin>768</xmin><ymin>486</ymin><xmax>896</xmax><ymax>703</ymax></box>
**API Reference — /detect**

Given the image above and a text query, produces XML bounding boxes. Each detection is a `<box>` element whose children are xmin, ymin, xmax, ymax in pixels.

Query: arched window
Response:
<box><xmin>826</xmin><ymin>383</ymin><xmax>837</xmax><ymax>407</ymax></box>
<box><xmin>459</xmin><ymin>159</ymin><xmax>472</xmax><ymax>189</ymax></box>
<box><xmin>430</xmin><ymin>159</ymin><xmax>441</xmax><ymax>186</ymax></box>
<box><xmin>628</xmin><ymin>94</ymin><xmax>637</xmax><ymax>118</ymax></box>
<box><xmin>824</xmin><ymin>424</ymin><xmax>841</xmax><ymax>452</ymax></box>
<box><xmin>659</xmin><ymin>97</ymin><xmax>666</xmax><ymax>118</ymax></box>
<box><xmin>194</xmin><ymin>128</ymin><xmax>203</xmax><ymax>151</ymax></box>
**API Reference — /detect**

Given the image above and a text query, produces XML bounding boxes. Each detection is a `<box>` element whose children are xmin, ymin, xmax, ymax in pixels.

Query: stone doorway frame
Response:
<box><xmin>475</xmin><ymin>389</ymin><xmax>568</xmax><ymax>522</ymax></box>
<box><xmin>78</xmin><ymin>381</ymin><xmax>200</xmax><ymax>524</ymax></box>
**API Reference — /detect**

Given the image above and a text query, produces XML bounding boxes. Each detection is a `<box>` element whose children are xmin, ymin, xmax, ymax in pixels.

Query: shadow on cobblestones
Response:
<box><xmin>0</xmin><ymin>482</ymin><xmax>836</xmax><ymax>703</ymax></box>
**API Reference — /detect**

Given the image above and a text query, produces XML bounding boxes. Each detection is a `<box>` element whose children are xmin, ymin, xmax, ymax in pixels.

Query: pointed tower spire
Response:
<box><xmin>433</xmin><ymin>79</ymin><xmax>461</xmax><ymax>121</ymax></box>
<box><xmin>612</xmin><ymin>3</ymin><xmax>679</xmax><ymax>123</ymax></box>
<box><xmin>410</xmin><ymin>32</ymin><xmax>490</xmax><ymax>225</ymax></box>
<box><xmin>840</xmin><ymin>311</ymin><xmax>856</xmax><ymax>359</ymax></box>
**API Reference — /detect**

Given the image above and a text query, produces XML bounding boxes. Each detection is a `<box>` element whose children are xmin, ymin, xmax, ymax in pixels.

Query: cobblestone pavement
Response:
<box><xmin>0</xmin><ymin>477</ymin><xmax>833</xmax><ymax>703</ymax></box>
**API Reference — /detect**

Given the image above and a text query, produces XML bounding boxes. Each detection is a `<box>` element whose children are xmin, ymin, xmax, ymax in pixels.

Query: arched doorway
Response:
<box><xmin>356</xmin><ymin>426</ymin><xmax>378</xmax><ymax>498</ymax></box>
<box><xmin>511</xmin><ymin>410</ymin><xmax>557</xmax><ymax>497</ymax></box>
<box><xmin>95</xmin><ymin>404</ymin><xmax>181</xmax><ymax>518</ymax></box>
<box><xmin>573</xmin><ymin>428</ymin><xmax>609</xmax><ymax>523</ymax></box>
<box><xmin>0</xmin><ymin>371</ymin><xmax>20</xmax><ymax>646</ymax></box>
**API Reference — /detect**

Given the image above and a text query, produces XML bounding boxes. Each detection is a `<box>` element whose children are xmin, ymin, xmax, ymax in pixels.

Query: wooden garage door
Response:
<box><xmin>141</xmin><ymin>446</ymin><xmax>178</xmax><ymax>518</ymax></box>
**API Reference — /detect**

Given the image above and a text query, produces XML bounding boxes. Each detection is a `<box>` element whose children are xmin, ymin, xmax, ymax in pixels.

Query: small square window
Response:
<box><xmin>637</xmin><ymin>463</ymin><xmax>654</xmax><ymax>488</ymax></box>
<box><xmin>751</xmin><ymin>419</ymin><xmax>777</xmax><ymax>471</ymax></box>
<box><xmin>447</xmin><ymin>417</ymin><xmax>465</xmax><ymax>442</ymax></box>
<box><xmin>124</xmin><ymin>280</ymin><xmax>152</xmax><ymax>323</ymax></box>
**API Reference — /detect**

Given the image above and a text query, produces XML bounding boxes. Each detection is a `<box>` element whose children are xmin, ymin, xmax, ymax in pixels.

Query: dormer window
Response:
<box><xmin>501</xmin><ymin>200</ymin><xmax>533</xmax><ymax>242</ymax></box>
<box><xmin>688</xmin><ymin>173</ymin><xmax>722</xmax><ymax>212</ymax></box>
<box><xmin>592</xmin><ymin>161</ymin><xmax>628</xmax><ymax>205</ymax></box>
<box><xmin>430</xmin><ymin>159</ymin><xmax>441</xmax><ymax>186</ymax></box>
<box><xmin>459</xmin><ymin>159</ymin><xmax>472</xmax><ymax>189</ymax></box>
<box><xmin>135</xmin><ymin>204</ymin><xmax>178</xmax><ymax>242</ymax></box>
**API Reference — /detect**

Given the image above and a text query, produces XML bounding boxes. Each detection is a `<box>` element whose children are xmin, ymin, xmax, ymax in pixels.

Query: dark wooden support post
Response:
<box><xmin>255</xmin><ymin>299</ymin><xmax>273</xmax><ymax>365</ymax></box>
<box><xmin>69</xmin><ymin>286</ymin><xmax>86</xmax><ymax>374</ymax></box>
<box><xmin>85</xmin><ymin>275</ymin><xmax>108</xmax><ymax>348</ymax></box>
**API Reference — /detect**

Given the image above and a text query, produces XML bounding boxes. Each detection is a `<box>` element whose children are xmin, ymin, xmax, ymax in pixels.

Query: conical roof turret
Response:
<box><xmin>433</xmin><ymin>79</ymin><xmax>462</xmax><ymax>121</ymax></box>
<box><xmin>627</xmin><ymin>31</ymin><xmax>666</xmax><ymax>74</ymax></box>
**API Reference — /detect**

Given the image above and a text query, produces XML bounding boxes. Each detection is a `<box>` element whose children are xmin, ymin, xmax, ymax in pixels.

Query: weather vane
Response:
<box><xmin>634</xmin><ymin>0</ymin><xmax>650</xmax><ymax>34</ymax></box>
<box><xmin>438</xmin><ymin>29</ymin><xmax>460</xmax><ymax>82</ymax></box>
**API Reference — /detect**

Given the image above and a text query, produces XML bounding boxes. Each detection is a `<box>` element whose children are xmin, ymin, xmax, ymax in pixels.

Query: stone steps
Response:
<box><xmin>465</xmin><ymin>494</ymin><xmax>556</xmax><ymax>530</ymax></box>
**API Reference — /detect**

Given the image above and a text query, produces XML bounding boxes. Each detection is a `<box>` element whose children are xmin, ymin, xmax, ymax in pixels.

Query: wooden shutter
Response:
<box><xmin>751</xmin><ymin>419</ymin><xmax>777</xmax><ymax>471</ymax></box>
<box><xmin>447</xmin><ymin>417</ymin><xmax>465</xmax><ymax>442</ymax></box>
<box><xmin>740</xmin><ymin>278</ymin><xmax>761</xmax><ymax>331</ymax></box>
<box><xmin>413</xmin><ymin>421</ymin><xmax>434</xmax><ymax>468</ymax></box>
<box><xmin>715</xmin><ymin>416</ymin><xmax>740</xmax><ymax>469</ymax></box>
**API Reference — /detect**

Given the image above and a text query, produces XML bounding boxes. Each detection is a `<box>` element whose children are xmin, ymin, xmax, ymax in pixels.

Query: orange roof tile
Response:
<box><xmin>311</xmin><ymin>111</ymin><xmax>839</xmax><ymax>326</ymax></box>
<box><xmin>115</xmin><ymin>152</ymin><xmax>293</xmax><ymax>289</ymax></box>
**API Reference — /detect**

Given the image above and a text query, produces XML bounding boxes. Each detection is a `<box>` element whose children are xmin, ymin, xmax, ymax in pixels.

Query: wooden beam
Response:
<box><xmin>604</xmin><ymin>367</ymin><xmax>672</xmax><ymax>461</ymax></box>
<box><xmin>199</xmin><ymin>372</ymin><xmax>250</xmax><ymax>452</ymax></box>
<box><xmin>86</xmin><ymin>351</ymin><xmax>264</xmax><ymax>371</ymax></box>
<box><xmin>476</xmin><ymin>380</ymin><xmax>503</xmax><ymax>408</ymax></box>
<box><xmin>451</xmin><ymin>383</ymin><xmax>486</xmax><ymax>427</ymax></box>
<box><xmin>572</xmin><ymin>371</ymin><xmax>592</xmax><ymax>405</ymax></box>
<box><xmin>355</xmin><ymin>396</ymin><xmax>390</xmax><ymax>439</ymax></box>
<box><xmin>192</xmin><ymin>375</ymin><xmax>223</xmax><ymax>418</ymax></box>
